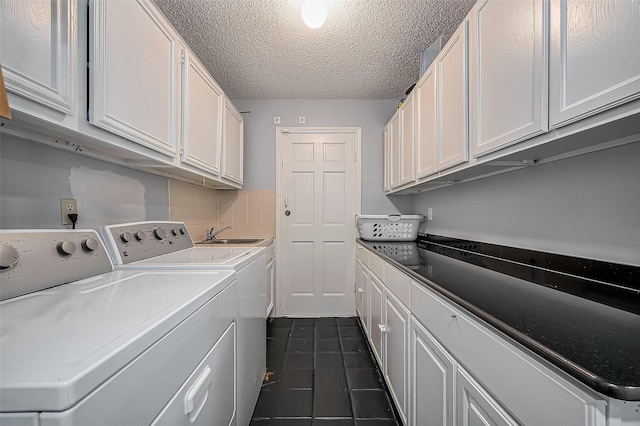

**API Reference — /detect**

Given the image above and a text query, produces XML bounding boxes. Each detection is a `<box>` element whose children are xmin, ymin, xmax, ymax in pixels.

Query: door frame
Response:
<box><xmin>275</xmin><ymin>127</ymin><xmax>362</xmax><ymax>317</ymax></box>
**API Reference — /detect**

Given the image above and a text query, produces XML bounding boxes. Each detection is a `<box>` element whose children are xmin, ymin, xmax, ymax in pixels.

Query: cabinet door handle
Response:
<box><xmin>378</xmin><ymin>323</ymin><xmax>387</xmax><ymax>333</ymax></box>
<box><xmin>357</xmin><ymin>288</ymin><xmax>363</xmax><ymax>293</ymax></box>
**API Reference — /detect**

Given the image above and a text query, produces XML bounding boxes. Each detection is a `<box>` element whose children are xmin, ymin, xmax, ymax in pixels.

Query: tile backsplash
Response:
<box><xmin>169</xmin><ymin>181</ymin><xmax>276</xmax><ymax>240</ymax></box>
<box><xmin>217</xmin><ymin>190</ymin><xmax>276</xmax><ymax>238</ymax></box>
<box><xmin>168</xmin><ymin>180</ymin><xmax>218</xmax><ymax>241</ymax></box>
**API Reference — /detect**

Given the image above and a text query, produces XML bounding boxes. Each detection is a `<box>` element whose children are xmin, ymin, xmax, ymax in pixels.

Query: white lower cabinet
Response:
<box><xmin>456</xmin><ymin>367</ymin><xmax>518</xmax><ymax>426</ymax></box>
<box><xmin>383</xmin><ymin>291</ymin><xmax>410</xmax><ymax>425</ymax></box>
<box><xmin>355</xmin><ymin>260</ymin><xmax>366</xmax><ymax>320</ymax></box>
<box><xmin>266</xmin><ymin>244</ymin><xmax>275</xmax><ymax>317</ymax></box>
<box><xmin>410</xmin><ymin>318</ymin><xmax>455</xmax><ymax>426</ymax></box>
<box><xmin>357</xmin><ymin>248</ymin><xmax>610</xmax><ymax>426</ymax></box>
<box><xmin>369</xmin><ymin>273</ymin><xmax>384</xmax><ymax>367</ymax></box>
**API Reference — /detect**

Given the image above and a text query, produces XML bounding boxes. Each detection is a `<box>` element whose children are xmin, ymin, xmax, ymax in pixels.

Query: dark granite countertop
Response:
<box><xmin>357</xmin><ymin>237</ymin><xmax>640</xmax><ymax>401</ymax></box>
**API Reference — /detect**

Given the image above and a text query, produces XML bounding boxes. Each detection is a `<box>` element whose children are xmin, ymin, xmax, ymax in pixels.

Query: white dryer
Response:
<box><xmin>0</xmin><ymin>229</ymin><xmax>237</xmax><ymax>426</ymax></box>
<box><xmin>100</xmin><ymin>221</ymin><xmax>267</xmax><ymax>426</ymax></box>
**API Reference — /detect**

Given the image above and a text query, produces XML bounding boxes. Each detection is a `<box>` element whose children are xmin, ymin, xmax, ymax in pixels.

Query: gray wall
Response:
<box><xmin>0</xmin><ymin>134</ymin><xmax>170</xmax><ymax>229</ymax></box>
<box><xmin>410</xmin><ymin>141</ymin><xmax>640</xmax><ymax>266</ymax></box>
<box><xmin>233</xmin><ymin>99</ymin><xmax>412</xmax><ymax>214</ymax></box>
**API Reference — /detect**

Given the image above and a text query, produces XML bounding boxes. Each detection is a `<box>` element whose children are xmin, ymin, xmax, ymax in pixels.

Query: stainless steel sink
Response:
<box><xmin>196</xmin><ymin>238</ymin><xmax>263</xmax><ymax>245</ymax></box>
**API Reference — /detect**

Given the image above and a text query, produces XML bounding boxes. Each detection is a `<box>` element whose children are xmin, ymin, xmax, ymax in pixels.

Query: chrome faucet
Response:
<box><xmin>206</xmin><ymin>225</ymin><xmax>232</xmax><ymax>240</ymax></box>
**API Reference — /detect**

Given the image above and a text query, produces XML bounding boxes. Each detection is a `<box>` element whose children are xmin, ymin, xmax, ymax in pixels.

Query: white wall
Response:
<box><xmin>0</xmin><ymin>134</ymin><xmax>169</xmax><ymax>229</ymax></box>
<box><xmin>410</xmin><ymin>142</ymin><xmax>640</xmax><ymax>266</ymax></box>
<box><xmin>233</xmin><ymin>99</ymin><xmax>413</xmax><ymax>214</ymax></box>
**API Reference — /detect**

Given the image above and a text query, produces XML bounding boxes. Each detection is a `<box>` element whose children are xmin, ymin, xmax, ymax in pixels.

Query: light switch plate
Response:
<box><xmin>61</xmin><ymin>198</ymin><xmax>78</xmax><ymax>225</ymax></box>
<box><xmin>298</xmin><ymin>116</ymin><xmax>305</xmax><ymax>124</ymax></box>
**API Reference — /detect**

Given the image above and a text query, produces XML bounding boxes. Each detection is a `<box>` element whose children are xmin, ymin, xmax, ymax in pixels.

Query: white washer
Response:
<box><xmin>0</xmin><ymin>229</ymin><xmax>237</xmax><ymax>426</ymax></box>
<box><xmin>100</xmin><ymin>221</ymin><xmax>267</xmax><ymax>426</ymax></box>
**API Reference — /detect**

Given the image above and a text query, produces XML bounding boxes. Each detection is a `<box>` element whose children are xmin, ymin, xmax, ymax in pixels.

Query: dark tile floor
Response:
<box><xmin>251</xmin><ymin>317</ymin><xmax>401</xmax><ymax>426</ymax></box>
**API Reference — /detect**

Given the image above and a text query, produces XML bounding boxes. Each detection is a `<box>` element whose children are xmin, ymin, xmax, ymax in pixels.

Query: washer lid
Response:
<box><xmin>120</xmin><ymin>246</ymin><xmax>265</xmax><ymax>270</ymax></box>
<box><xmin>0</xmin><ymin>269</ymin><xmax>235</xmax><ymax>412</ymax></box>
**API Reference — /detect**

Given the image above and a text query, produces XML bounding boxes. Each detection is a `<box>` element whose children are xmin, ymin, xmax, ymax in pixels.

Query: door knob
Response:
<box><xmin>285</xmin><ymin>210</ymin><xmax>291</xmax><ymax>216</ymax></box>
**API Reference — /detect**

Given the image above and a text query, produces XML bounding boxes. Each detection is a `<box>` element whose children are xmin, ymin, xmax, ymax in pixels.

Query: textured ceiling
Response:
<box><xmin>152</xmin><ymin>0</ymin><xmax>475</xmax><ymax>99</ymax></box>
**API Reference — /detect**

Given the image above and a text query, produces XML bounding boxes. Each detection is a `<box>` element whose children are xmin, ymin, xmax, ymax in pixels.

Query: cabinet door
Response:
<box><xmin>399</xmin><ymin>93</ymin><xmax>415</xmax><ymax>185</ymax></box>
<box><xmin>469</xmin><ymin>0</ymin><xmax>548</xmax><ymax>157</ymax></box>
<box><xmin>416</xmin><ymin>67</ymin><xmax>437</xmax><ymax>179</ymax></box>
<box><xmin>411</xmin><ymin>318</ymin><xmax>455</xmax><ymax>426</ymax></box>
<box><xmin>369</xmin><ymin>274</ymin><xmax>384</xmax><ymax>367</ymax></box>
<box><xmin>90</xmin><ymin>0</ymin><xmax>181</xmax><ymax>157</ymax></box>
<box><xmin>436</xmin><ymin>22</ymin><xmax>469</xmax><ymax>171</ymax></box>
<box><xmin>457</xmin><ymin>368</ymin><xmax>519</xmax><ymax>426</ymax></box>
<box><xmin>389</xmin><ymin>111</ymin><xmax>401</xmax><ymax>189</ymax></box>
<box><xmin>356</xmin><ymin>260</ymin><xmax>367</xmax><ymax>318</ymax></box>
<box><xmin>267</xmin><ymin>259</ymin><xmax>274</xmax><ymax>317</ymax></box>
<box><xmin>182</xmin><ymin>51</ymin><xmax>223</xmax><ymax>175</ymax></box>
<box><xmin>384</xmin><ymin>291</ymin><xmax>410</xmax><ymax>424</ymax></box>
<box><xmin>550</xmin><ymin>0</ymin><xmax>640</xmax><ymax>128</ymax></box>
<box><xmin>1</xmin><ymin>0</ymin><xmax>76</xmax><ymax>114</ymax></box>
<box><xmin>221</xmin><ymin>98</ymin><xmax>243</xmax><ymax>185</ymax></box>
<box><xmin>383</xmin><ymin>123</ymin><xmax>391</xmax><ymax>192</ymax></box>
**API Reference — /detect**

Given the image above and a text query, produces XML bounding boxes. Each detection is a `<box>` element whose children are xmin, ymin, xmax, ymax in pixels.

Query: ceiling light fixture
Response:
<box><xmin>301</xmin><ymin>0</ymin><xmax>328</xmax><ymax>29</ymax></box>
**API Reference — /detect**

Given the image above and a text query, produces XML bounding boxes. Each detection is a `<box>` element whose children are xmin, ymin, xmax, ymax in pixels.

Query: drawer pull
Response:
<box><xmin>451</xmin><ymin>314</ymin><xmax>457</xmax><ymax>319</ymax></box>
<box><xmin>357</xmin><ymin>288</ymin><xmax>363</xmax><ymax>293</ymax></box>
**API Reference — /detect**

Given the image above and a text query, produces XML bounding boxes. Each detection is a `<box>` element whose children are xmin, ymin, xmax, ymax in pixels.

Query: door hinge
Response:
<box><xmin>180</xmin><ymin>50</ymin><xmax>185</xmax><ymax>64</ymax></box>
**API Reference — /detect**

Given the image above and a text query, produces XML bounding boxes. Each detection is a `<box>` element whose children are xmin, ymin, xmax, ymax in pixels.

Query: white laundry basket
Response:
<box><xmin>357</xmin><ymin>215</ymin><xmax>424</xmax><ymax>241</ymax></box>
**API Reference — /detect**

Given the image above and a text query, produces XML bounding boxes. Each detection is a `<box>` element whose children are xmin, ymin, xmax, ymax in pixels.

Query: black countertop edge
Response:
<box><xmin>356</xmin><ymin>239</ymin><xmax>640</xmax><ymax>401</ymax></box>
<box><xmin>420</xmin><ymin>234</ymin><xmax>640</xmax><ymax>291</ymax></box>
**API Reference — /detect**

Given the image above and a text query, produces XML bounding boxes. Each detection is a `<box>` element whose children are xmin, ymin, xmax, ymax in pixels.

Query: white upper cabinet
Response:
<box><xmin>1</xmin><ymin>0</ymin><xmax>76</xmax><ymax>115</ymax></box>
<box><xmin>469</xmin><ymin>0</ymin><xmax>548</xmax><ymax>157</ymax></box>
<box><xmin>415</xmin><ymin>67</ymin><xmax>437</xmax><ymax>179</ymax></box>
<box><xmin>436</xmin><ymin>21</ymin><xmax>469</xmax><ymax>171</ymax></box>
<box><xmin>221</xmin><ymin>97</ymin><xmax>243</xmax><ymax>185</ymax></box>
<box><xmin>383</xmin><ymin>123</ymin><xmax>391</xmax><ymax>192</ymax></box>
<box><xmin>399</xmin><ymin>93</ymin><xmax>415</xmax><ymax>185</ymax></box>
<box><xmin>550</xmin><ymin>0</ymin><xmax>640</xmax><ymax>128</ymax></box>
<box><xmin>181</xmin><ymin>50</ymin><xmax>224</xmax><ymax>176</ymax></box>
<box><xmin>90</xmin><ymin>0</ymin><xmax>182</xmax><ymax>157</ymax></box>
<box><xmin>389</xmin><ymin>111</ymin><xmax>401</xmax><ymax>189</ymax></box>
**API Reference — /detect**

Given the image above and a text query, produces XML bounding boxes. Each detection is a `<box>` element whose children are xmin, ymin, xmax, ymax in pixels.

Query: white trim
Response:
<box><xmin>275</xmin><ymin>126</ymin><xmax>362</xmax><ymax>317</ymax></box>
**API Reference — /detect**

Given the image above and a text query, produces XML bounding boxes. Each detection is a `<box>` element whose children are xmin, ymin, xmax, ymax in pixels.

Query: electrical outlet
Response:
<box><xmin>273</xmin><ymin>117</ymin><xmax>281</xmax><ymax>124</ymax></box>
<box><xmin>427</xmin><ymin>208</ymin><xmax>433</xmax><ymax>221</ymax></box>
<box><xmin>298</xmin><ymin>116</ymin><xmax>306</xmax><ymax>124</ymax></box>
<box><xmin>61</xmin><ymin>198</ymin><xmax>78</xmax><ymax>225</ymax></box>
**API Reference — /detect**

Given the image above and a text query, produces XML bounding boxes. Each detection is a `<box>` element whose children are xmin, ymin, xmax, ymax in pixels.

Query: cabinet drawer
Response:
<box><xmin>410</xmin><ymin>282</ymin><xmax>606</xmax><ymax>426</ymax></box>
<box><xmin>369</xmin><ymin>251</ymin><xmax>384</xmax><ymax>281</ymax></box>
<box><xmin>356</xmin><ymin>243</ymin><xmax>370</xmax><ymax>268</ymax></box>
<box><xmin>383</xmin><ymin>262</ymin><xmax>410</xmax><ymax>307</ymax></box>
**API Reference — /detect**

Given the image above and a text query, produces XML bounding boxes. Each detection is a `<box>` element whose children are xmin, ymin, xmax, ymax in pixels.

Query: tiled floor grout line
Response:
<box><xmin>254</xmin><ymin>317</ymin><xmax>402</xmax><ymax>425</ymax></box>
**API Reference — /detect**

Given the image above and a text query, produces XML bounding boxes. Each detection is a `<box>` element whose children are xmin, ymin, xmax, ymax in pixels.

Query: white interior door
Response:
<box><xmin>276</xmin><ymin>128</ymin><xmax>361</xmax><ymax>317</ymax></box>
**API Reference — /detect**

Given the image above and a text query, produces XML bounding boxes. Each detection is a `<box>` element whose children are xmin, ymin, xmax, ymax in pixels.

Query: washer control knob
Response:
<box><xmin>57</xmin><ymin>241</ymin><xmax>77</xmax><ymax>256</ymax></box>
<box><xmin>179</xmin><ymin>227</ymin><xmax>186</xmax><ymax>235</ymax></box>
<box><xmin>171</xmin><ymin>228</ymin><xmax>179</xmax><ymax>236</ymax></box>
<box><xmin>81</xmin><ymin>238</ymin><xmax>99</xmax><ymax>252</ymax></box>
<box><xmin>120</xmin><ymin>232</ymin><xmax>133</xmax><ymax>243</ymax></box>
<box><xmin>0</xmin><ymin>245</ymin><xmax>20</xmax><ymax>271</ymax></box>
<box><xmin>134</xmin><ymin>231</ymin><xmax>146</xmax><ymax>241</ymax></box>
<box><xmin>153</xmin><ymin>228</ymin><xmax>166</xmax><ymax>240</ymax></box>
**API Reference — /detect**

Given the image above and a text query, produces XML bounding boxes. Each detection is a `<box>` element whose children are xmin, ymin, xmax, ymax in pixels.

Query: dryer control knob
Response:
<box><xmin>179</xmin><ymin>227</ymin><xmax>186</xmax><ymax>235</ymax></box>
<box><xmin>0</xmin><ymin>245</ymin><xmax>20</xmax><ymax>271</ymax></box>
<box><xmin>171</xmin><ymin>228</ymin><xmax>179</xmax><ymax>236</ymax></box>
<box><xmin>57</xmin><ymin>241</ymin><xmax>77</xmax><ymax>256</ymax></box>
<box><xmin>154</xmin><ymin>228</ymin><xmax>166</xmax><ymax>240</ymax></box>
<box><xmin>134</xmin><ymin>231</ymin><xmax>146</xmax><ymax>241</ymax></box>
<box><xmin>82</xmin><ymin>238</ymin><xmax>99</xmax><ymax>252</ymax></box>
<box><xmin>120</xmin><ymin>232</ymin><xmax>133</xmax><ymax>243</ymax></box>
